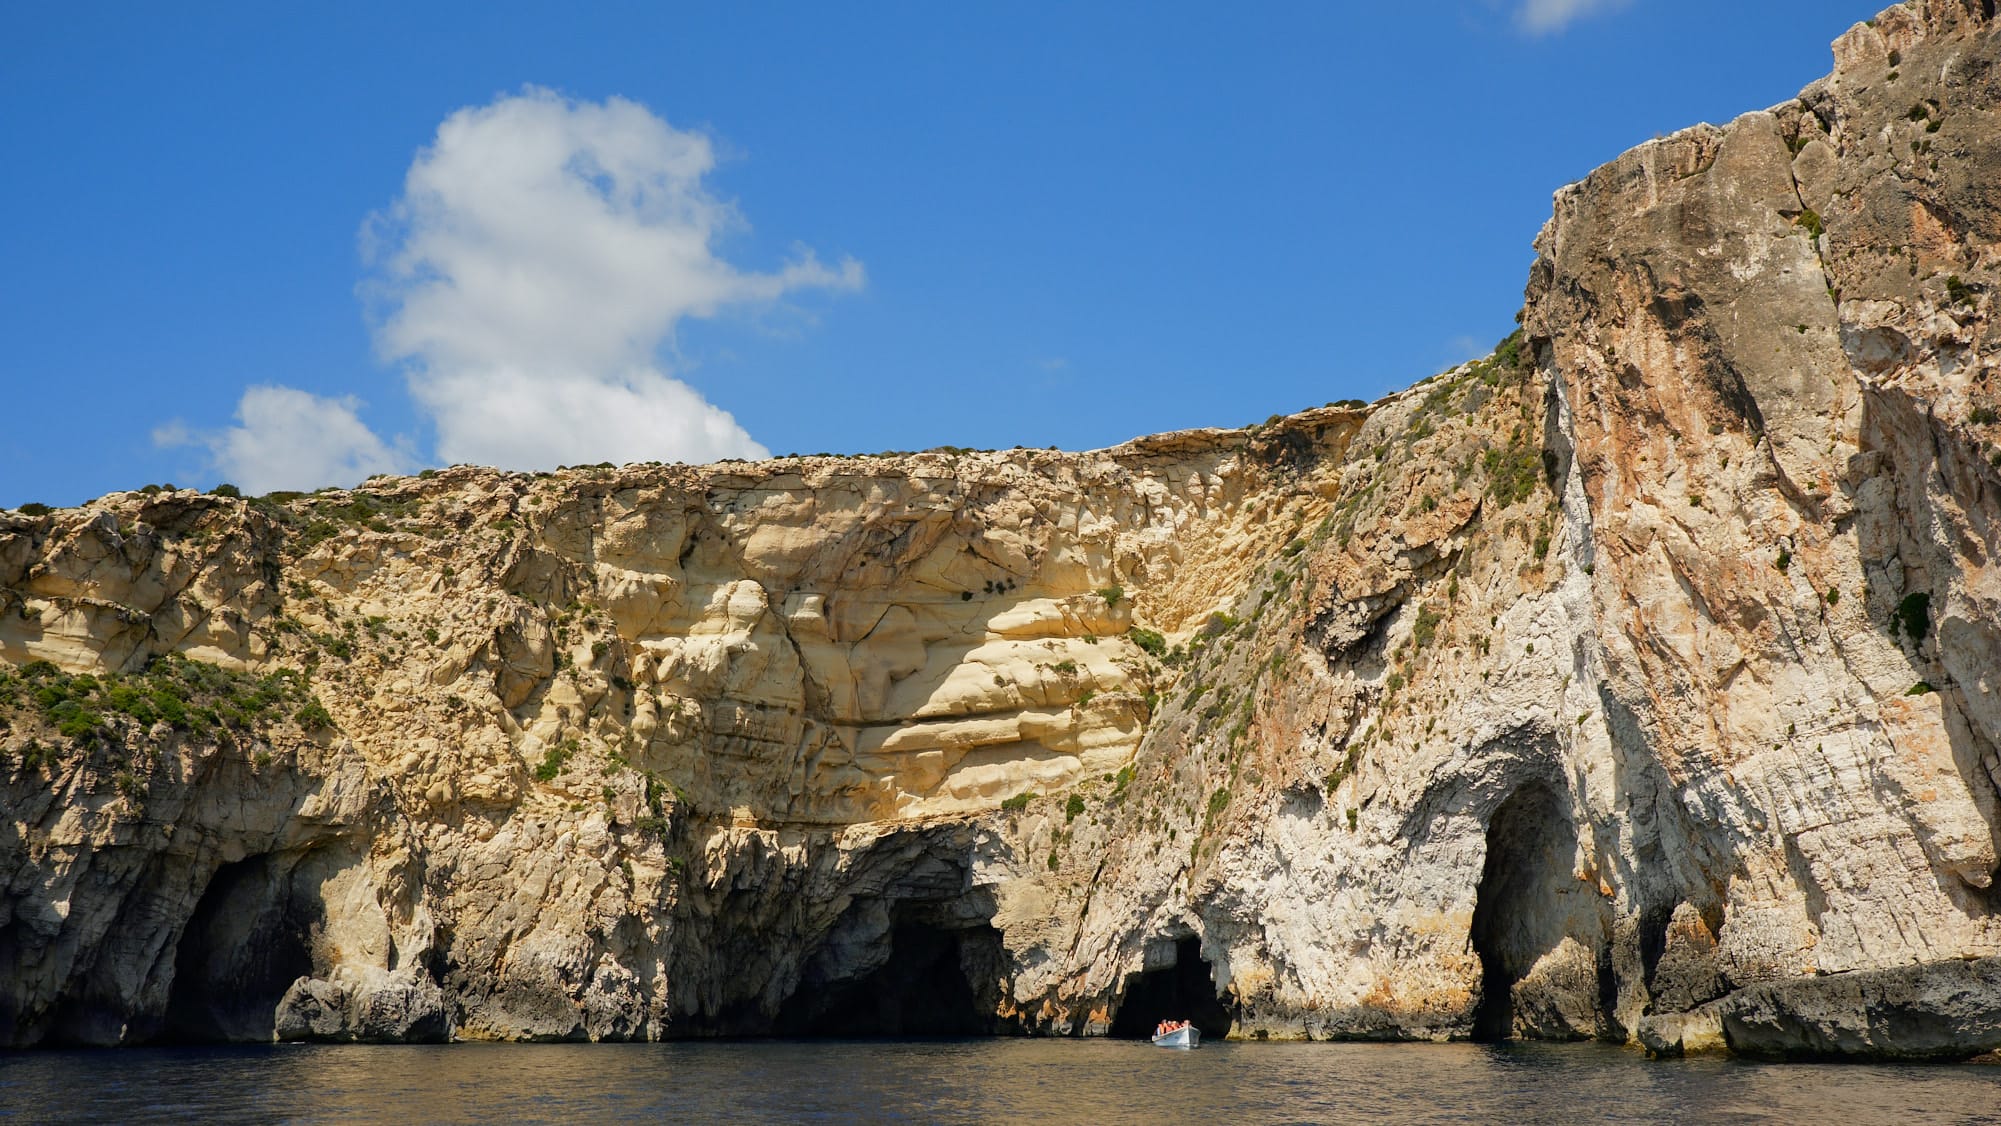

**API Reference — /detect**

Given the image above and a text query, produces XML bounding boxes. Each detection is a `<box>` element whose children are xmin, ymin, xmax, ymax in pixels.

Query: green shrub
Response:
<box><xmin>1325</xmin><ymin>744</ymin><xmax>1363</xmax><ymax>793</ymax></box>
<box><xmin>1907</xmin><ymin>681</ymin><xmax>1936</xmax><ymax>696</ymax></box>
<box><xmin>297</xmin><ymin>520</ymin><xmax>341</xmax><ymax>551</ymax></box>
<box><xmin>294</xmin><ymin>700</ymin><xmax>334</xmax><ymax>729</ymax></box>
<box><xmin>104</xmin><ymin>683</ymin><xmax>157</xmax><ymax>727</ymax></box>
<box><xmin>535</xmin><ymin>744</ymin><xmax>571</xmax><ymax>782</ymax></box>
<box><xmin>1411</xmin><ymin>604</ymin><xmax>1442</xmax><ymax>651</ymax></box>
<box><xmin>1775</xmin><ymin>548</ymin><xmax>1791</xmax><ymax>573</ymax></box>
<box><xmin>1000</xmin><ymin>791</ymin><xmax>1036</xmax><ymax>813</ymax></box>
<box><xmin>1206</xmin><ymin>788</ymin><xmax>1231</xmax><ymax>820</ymax></box>
<box><xmin>1893</xmin><ymin>592</ymin><xmax>1932</xmax><ymax>644</ymax></box>
<box><xmin>16</xmin><ymin>740</ymin><xmax>54</xmax><ymax>774</ymax></box>
<box><xmin>56</xmin><ymin>706</ymin><xmax>103</xmax><ymax>739</ymax></box>
<box><xmin>1065</xmin><ymin>793</ymin><xmax>1086</xmax><ymax>822</ymax></box>
<box><xmin>1128</xmin><ymin>627</ymin><xmax>1167</xmax><ymax>658</ymax></box>
<box><xmin>16</xmin><ymin>503</ymin><xmax>52</xmax><ymax>517</ymax></box>
<box><xmin>1483</xmin><ymin>440</ymin><xmax>1542</xmax><ymax>508</ymax></box>
<box><xmin>1096</xmin><ymin>585</ymin><xmax>1125</xmax><ymax>608</ymax></box>
<box><xmin>1053</xmin><ymin>659</ymin><xmax>1078</xmax><ymax>675</ymax></box>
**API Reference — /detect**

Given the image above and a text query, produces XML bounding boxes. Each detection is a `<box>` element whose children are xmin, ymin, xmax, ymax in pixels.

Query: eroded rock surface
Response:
<box><xmin>3</xmin><ymin>0</ymin><xmax>1999</xmax><ymax>1060</ymax></box>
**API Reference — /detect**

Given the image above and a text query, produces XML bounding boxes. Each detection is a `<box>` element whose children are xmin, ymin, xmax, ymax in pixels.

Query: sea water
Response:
<box><xmin>2</xmin><ymin>1039</ymin><xmax>1998</xmax><ymax>1124</ymax></box>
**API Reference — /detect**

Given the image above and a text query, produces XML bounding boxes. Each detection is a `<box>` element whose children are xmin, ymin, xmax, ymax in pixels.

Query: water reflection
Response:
<box><xmin>1</xmin><ymin>1039</ymin><xmax>1997</xmax><ymax>1125</ymax></box>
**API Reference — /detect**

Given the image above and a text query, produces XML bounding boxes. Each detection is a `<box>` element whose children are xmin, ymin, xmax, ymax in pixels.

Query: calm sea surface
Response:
<box><xmin>2</xmin><ymin>1039</ymin><xmax>1999</xmax><ymax>1125</ymax></box>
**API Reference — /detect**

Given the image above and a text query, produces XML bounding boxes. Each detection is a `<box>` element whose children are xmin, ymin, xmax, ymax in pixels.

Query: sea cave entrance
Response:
<box><xmin>1108</xmin><ymin>936</ymin><xmax>1233</xmax><ymax>1040</ymax></box>
<box><xmin>1469</xmin><ymin>782</ymin><xmax>1576</xmax><ymax>1041</ymax></box>
<box><xmin>163</xmin><ymin>854</ymin><xmax>316</xmax><ymax>1043</ymax></box>
<box><xmin>775</xmin><ymin>911</ymin><xmax>1014</xmax><ymax>1038</ymax></box>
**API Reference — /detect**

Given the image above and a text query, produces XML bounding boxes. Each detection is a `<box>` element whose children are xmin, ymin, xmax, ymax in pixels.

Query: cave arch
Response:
<box><xmin>775</xmin><ymin>909</ymin><xmax>1014</xmax><ymax>1038</ymax></box>
<box><xmin>163</xmin><ymin>854</ymin><xmax>317</xmax><ymax>1042</ymax></box>
<box><xmin>1108</xmin><ymin>937</ymin><xmax>1233</xmax><ymax>1040</ymax></box>
<box><xmin>1469</xmin><ymin>781</ymin><xmax>1577</xmax><ymax>1041</ymax></box>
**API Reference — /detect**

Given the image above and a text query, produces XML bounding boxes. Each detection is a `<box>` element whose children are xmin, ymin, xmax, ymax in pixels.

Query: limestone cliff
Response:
<box><xmin>4</xmin><ymin>0</ymin><xmax>2000</xmax><ymax>1060</ymax></box>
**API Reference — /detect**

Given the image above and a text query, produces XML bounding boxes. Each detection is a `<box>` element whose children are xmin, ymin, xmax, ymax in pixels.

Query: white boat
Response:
<box><xmin>1151</xmin><ymin>1025</ymin><xmax>1201</xmax><ymax>1049</ymax></box>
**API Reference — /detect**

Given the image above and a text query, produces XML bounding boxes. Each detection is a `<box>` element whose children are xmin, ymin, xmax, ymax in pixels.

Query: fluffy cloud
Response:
<box><xmin>1517</xmin><ymin>0</ymin><xmax>1629</xmax><ymax>34</ymax></box>
<box><xmin>155</xmin><ymin>386</ymin><xmax>411</xmax><ymax>495</ymax></box>
<box><xmin>160</xmin><ymin>90</ymin><xmax>859</xmax><ymax>494</ymax></box>
<box><xmin>362</xmin><ymin>87</ymin><xmax>862</xmax><ymax>470</ymax></box>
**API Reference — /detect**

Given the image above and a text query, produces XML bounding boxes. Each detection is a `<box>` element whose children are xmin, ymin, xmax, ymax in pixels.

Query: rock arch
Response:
<box><xmin>164</xmin><ymin>853</ymin><xmax>319</xmax><ymax>1042</ymax></box>
<box><xmin>1108</xmin><ymin>936</ymin><xmax>1233</xmax><ymax>1040</ymax></box>
<box><xmin>1469</xmin><ymin>781</ymin><xmax>1583</xmax><ymax>1040</ymax></box>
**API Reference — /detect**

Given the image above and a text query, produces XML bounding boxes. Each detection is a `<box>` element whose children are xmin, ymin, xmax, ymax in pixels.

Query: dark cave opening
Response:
<box><xmin>1470</xmin><ymin>782</ymin><xmax>1575</xmax><ymax>1041</ymax></box>
<box><xmin>1108</xmin><ymin>937</ymin><xmax>1233</xmax><ymax>1040</ymax></box>
<box><xmin>775</xmin><ymin>918</ymin><xmax>1010</xmax><ymax>1038</ymax></box>
<box><xmin>162</xmin><ymin>854</ymin><xmax>315</xmax><ymax>1043</ymax></box>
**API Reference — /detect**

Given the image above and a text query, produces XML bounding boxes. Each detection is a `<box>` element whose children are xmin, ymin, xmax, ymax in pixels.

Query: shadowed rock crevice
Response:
<box><xmin>162</xmin><ymin>852</ymin><xmax>319</xmax><ymax>1043</ymax></box>
<box><xmin>1107</xmin><ymin>937</ymin><xmax>1232</xmax><ymax>1040</ymax></box>
<box><xmin>1471</xmin><ymin>783</ymin><xmax>1577</xmax><ymax>1041</ymax></box>
<box><xmin>773</xmin><ymin>912</ymin><xmax>1015</xmax><ymax>1038</ymax></box>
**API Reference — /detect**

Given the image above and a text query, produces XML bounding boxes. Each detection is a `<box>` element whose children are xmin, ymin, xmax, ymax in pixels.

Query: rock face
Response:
<box><xmin>3</xmin><ymin>0</ymin><xmax>2000</xmax><ymax>1060</ymax></box>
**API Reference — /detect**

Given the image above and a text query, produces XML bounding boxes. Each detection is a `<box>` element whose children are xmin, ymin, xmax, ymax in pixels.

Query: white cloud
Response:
<box><xmin>156</xmin><ymin>386</ymin><xmax>411</xmax><ymax>495</ymax></box>
<box><xmin>1444</xmin><ymin>334</ymin><xmax>1488</xmax><ymax>365</ymax></box>
<box><xmin>157</xmin><ymin>90</ymin><xmax>858</xmax><ymax>491</ymax></box>
<box><xmin>361</xmin><ymin>87</ymin><xmax>863</xmax><ymax>470</ymax></box>
<box><xmin>1517</xmin><ymin>0</ymin><xmax>1629</xmax><ymax>34</ymax></box>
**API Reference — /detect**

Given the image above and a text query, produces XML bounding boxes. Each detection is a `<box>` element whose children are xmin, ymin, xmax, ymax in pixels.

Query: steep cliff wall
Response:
<box><xmin>4</xmin><ymin>0</ymin><xmax>1999</xmax><ymax>1060</ymax></box>
<box><xmin>0</xmin><ymin>417</ymin><xmax>1357</xmax><ymax>1043</ymax></box>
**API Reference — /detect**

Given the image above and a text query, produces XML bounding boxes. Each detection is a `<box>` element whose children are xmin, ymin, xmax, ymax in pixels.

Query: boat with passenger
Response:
<box><xmin>1151</xmin><ymin>1019</ymin><xmax>1200</xmax><ymax>1048</ymax></box>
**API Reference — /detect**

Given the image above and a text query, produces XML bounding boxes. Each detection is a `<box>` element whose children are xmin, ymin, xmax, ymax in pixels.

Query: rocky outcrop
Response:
<box><xmin>1711</xmin><ymin>956</ymin><xmax>2001</xmax><ymax>1061</ymax></box>
<box><xmin>3</xmin><ymin>0</ymin><xmax>1999</xmax><ymax>1061</ymax></box>
<box><xmin>0</xmin><ymin>417</ymin><xmax>1354</xmax><ymax>1045</ymax></box>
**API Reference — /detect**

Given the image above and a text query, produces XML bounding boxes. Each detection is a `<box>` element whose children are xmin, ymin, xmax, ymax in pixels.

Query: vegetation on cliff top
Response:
<box><xmin>0</xmin><ymin>653</ymin><xmax>332</xmax><ymax>753</ymax></box>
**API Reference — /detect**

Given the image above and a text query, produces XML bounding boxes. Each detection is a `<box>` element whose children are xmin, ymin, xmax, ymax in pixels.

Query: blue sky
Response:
<box><xmin>3</xmin><ymin>1</ymin><xmax>1882</xmax><ymax>506</ymax></box>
